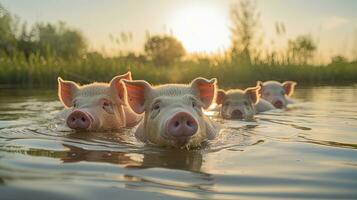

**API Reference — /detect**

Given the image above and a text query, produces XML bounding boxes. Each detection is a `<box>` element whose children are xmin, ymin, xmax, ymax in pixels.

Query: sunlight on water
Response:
<box><xmin>0</xmin><ymin>86</ymin><xmax>357</xmax><ymax>200</ymax></box>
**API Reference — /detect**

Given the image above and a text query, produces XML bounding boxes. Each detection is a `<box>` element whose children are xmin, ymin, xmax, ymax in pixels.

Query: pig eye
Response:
<box><xmin>153</xmin><ymin>104</ymin><xmax>160</xmax><ymax>110</ymax></box>
<box><xmin>243</xmin><ymin>101</ymin><xmax>249</xmax><ymax>106</ymax></box>
<box><xmin>281</xmin><ymin>91</ymin><xmax>285</xmax><ymax>95</ymax></box>
<box><xmin>192</xmin><ymin>101</ymin><xmax>197</xmax><ymax>108</ymax></box>
<box><xmin>150</xmin><ymin>102</ymin><xmax>161</xmax><ymax>118</ymax></box>
<box><xmin>151</xmin><ymin>102</ymin><xmax>160</xmax><ymax>112</ymax></box>
<box><xmin>102</xmin><ymin>99</ymin><xmax>114</xmax><ymax>114</ymax></box>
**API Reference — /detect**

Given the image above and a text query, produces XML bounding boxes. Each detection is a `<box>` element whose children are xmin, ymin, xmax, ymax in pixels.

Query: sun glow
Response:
<box><xmin>169</xmin><ymin>5</ymin><xmax>231</xmax><ymax>53</ymax></box>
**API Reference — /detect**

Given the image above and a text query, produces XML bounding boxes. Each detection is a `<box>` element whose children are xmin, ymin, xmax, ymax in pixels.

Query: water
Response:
<box><xmin>0</xmin><ymin>86</ymin><xmax>357</xmax><ymax>200</ymax></box>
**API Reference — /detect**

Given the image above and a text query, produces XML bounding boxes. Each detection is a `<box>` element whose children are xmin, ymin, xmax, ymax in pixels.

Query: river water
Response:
<box><xmin>0</xmin><ymin>86</ymin><xmax>357</xmax><ymax>200</ymax></box>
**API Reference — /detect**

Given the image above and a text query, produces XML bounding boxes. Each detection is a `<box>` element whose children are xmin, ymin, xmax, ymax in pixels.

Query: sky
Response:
<box><xmin>1</xmin><ymin>0</ymin><xmax>357</xmax><ymax>62</ymax></box>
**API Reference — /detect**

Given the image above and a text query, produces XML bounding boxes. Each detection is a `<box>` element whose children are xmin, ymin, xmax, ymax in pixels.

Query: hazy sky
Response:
<box><xmin>1</xmin><ymin>0</ymin><xmax>357</xmax><ymax>62</ymax></box>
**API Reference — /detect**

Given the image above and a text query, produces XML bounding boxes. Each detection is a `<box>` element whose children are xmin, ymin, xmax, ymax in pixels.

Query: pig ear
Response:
<box><xmin>190</xmin><ymin>77</ymin><xmax>217</xmax><ymax>109</ymax></box>
<box><xmin>109</xmin><ymin>72</ymin><xmax>132</xmax><ymax>103</ymax></box>
<box><xmin>120</xmin><ymin>71</ymin><xmax>132</xmax><ymax>80</ymax></box>
<box><xmin>216</xmin><ymin>90</ymin><xmax>226</xmax><ymax>105</ymax></box>
<box><xmin>121</xmin><ymin>80</ymin><xmax>152</xmax><ymax>114</ymax></box>
<box><xmin>245</xmin><ymin>86</ymin><xmax>260</xmax><ymax>104</ymax></box>
<box><xmin>282</xmin><ymin>81</ymin><xmax>297</xmax><ymax>96</ymax></box>
<box><xmin>58</xmin><ymin>77</ymin><xmax>79</xmax><ymax>108</ymax></box>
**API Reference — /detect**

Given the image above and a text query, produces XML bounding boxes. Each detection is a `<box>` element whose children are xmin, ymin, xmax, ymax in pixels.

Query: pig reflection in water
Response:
<box><xmin>58</xmin><ymin>72</ymin><xmax>141</xmax><ymax>131</ymax></box>
<box><xmin>61</xmin><ymin>143</ymin><xmax>203</xmax><ymax>172</ymax></box>
<box><xmin>122</xmin><ymin>78</ymin><xmax>220</xmax><ymax>148</ymax></box>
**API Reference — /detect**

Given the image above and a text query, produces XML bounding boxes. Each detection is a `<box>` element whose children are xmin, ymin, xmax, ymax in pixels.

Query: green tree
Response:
<box><xmin>287</xmin><ymin>35</ymin><xmax>317</xmax><ymax>65</ymax></box>
<box><xmin>31</xmin><ymin>22</ymin><xmax>87</xmax><ymax>59</ymax></box>
<box><xmin>330</xmin><ymin>55</ymin><xmax>348</xmax><ymax>65</ymax></box>
<box><xmin>0</xmin><ymin>4</ymin><xmax>18</xmax><ymax>56</ymax></box>
<box><xmin>144</xmin><ymin>35</ymin><xmax>186</xmax><ymax>66</ymax></box>
<box><xmin>16</xmin><ymin>22</ymin><xmax>38</xmax><ymax>58</ymax></box>
<box><xmin>229</xmin><ymin>0</ymin><xmax>261</xmax><ymax>64</ymax></box>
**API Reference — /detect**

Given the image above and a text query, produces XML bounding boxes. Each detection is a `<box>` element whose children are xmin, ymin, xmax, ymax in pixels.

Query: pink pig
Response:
<box><xmin>258</xmin><ymin>81</ymin><xmax>297</xmax><ymax>109</ymax></box>
<box><xmin>121</xmin><ymin>78</ymin><xmax>220</xmax><ymax>148</ymax></box>
<box><xmin>216</xmin><ymin>86</ymin><xmax>260</xmax><ymax>120</ymax></box>
<box><xmin>215</xmin><ymin>85</ymin><xmax>275</xmax><ymax>120</ymax></box>
<box><xmin>58</xmin><ymin>72</ymin><xmax>142</xmax><ymax>131</ymax></box>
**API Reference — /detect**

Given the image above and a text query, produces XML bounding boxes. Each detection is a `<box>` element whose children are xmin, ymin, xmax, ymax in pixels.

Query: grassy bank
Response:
<box><xmin>1</xmin><ymin>53</ymin><xmax>357</xmax><ymax>88</ymax></box>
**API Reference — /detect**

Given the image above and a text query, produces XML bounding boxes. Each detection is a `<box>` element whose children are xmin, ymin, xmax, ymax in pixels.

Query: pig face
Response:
<box><xmin>216</xmin><ymin>86</ymin><xmax>260</xmax><ymax>120</ymax></box>
<box><xmin>58</xmin><ymin>72</ymin><xmax>138</xmax><ymax>131</ymax></box>
<box><xmin>258</xmin><ymin>81</ymin><xmax>297</xmax><ymax>109</ymax></box>
<box><xmin>122</xmin><ymin>78</ymin><xmax>218</xmax><ymax>148</ymax></box>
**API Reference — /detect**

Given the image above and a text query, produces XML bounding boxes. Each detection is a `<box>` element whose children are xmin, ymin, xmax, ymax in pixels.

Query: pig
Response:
<box><xmin>258</xmin><ymin>81</ymin><xmax>297</xmax><ymax>109</ymax></box>
<box><xmin>254</xmin><ymin>97</ymin><xmax>276</xmax><ymax>113</ymax></box>
<box><xmin>216</xmin><ymin>85</ymin><xmax>274</xmax><ymax>120</ymax></box>
<box><xmin>57</xmin><ymin>72</ymin><xmax>142</xmax><ymax>131</ymax></box>
<box><xmin>121</xmin><ymin>77</ymin><xmax>220</xmax><ymax>148</ymax></box>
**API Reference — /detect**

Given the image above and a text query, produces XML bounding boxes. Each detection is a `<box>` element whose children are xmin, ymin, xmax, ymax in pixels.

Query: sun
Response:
<box><xmin>169</xmin><ymin>4</ymin><xmax>231</xmax><ymax>53</ymax></box>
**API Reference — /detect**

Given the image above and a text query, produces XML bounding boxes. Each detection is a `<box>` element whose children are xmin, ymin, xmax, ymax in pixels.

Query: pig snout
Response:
<box><xmin>231</xmin><ymin>109</ymin><xmax>243</xmax><ymax>119</ymax></box>
<box><xmin>67</xmin><ymin>110</ymin><xmax>93</xmax><ymax>130</ymax></box>
<box><xmin>273</xmin><ymin>100</ymin><xmax>284</xmax><ymax>108</ymax></box>
<box><xmin>166</xmin><ymin>112</ymin><xmax>198</xmax><ymax>138</ymax></box>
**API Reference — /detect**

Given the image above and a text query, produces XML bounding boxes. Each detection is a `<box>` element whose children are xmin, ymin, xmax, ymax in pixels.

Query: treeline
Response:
<box><xmin>0</xmin><ymin>1</ymin><xmax>356</xmax><ymax>88</ymax></box>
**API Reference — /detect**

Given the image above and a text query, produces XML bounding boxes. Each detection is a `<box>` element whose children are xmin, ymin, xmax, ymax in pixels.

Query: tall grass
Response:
<box><xmin>0</xmin><ymin>51</ymin><xmax>356</xmax><ymax>88</ymax></box>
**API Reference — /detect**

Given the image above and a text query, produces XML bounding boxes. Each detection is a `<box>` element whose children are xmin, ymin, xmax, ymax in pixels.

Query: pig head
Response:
<box><xmin>58</xmin><ymin>72</ymin><xmax>142</xmax><ymax>131</ymax></box>
<box><xmin>122</xmin><ymin>78</ymin><xmax>220</xmax><ymax>148</ymax></box>
<box><xmin>258</xmin><ymin>81</ymin><xmax>297</xmax><ymax>109</ymax></box>
<box><xmin>216</xmin><ymin>86</ymin><xmax>260</xmax><ymax>120</ymax></box>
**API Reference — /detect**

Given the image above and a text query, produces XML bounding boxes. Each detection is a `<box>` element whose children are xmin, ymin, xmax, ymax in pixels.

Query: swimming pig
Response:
<box><xmin>216</xmin><ymin>85</ymin><xmax>274</xmax><ymax>120</ymax></box>
<box><xmin>258</xmin><ymin>81</ymin><xmax>297</xmax><ymax>109</ymax></box>
<box><xmin>122</xmin><ymin>77</ymin><xmax>220</xmax><ymax>148</ymax></box>
<box><xmin>58</xmin><ymin>72</ymin><xmax>141</xmax><ymax>131</ymax></box>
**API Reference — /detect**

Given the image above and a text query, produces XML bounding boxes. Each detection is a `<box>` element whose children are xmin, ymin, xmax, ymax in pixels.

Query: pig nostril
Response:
<box><xmin>174</xmin><ymin>121</ymin><xmax>180</xmax><ymax>127</ymax></box>
<box><xmin>186</xmin><ymin>120</ymin><xmax>192</xmax><ymax>127</ymax></box>
<box><xmin>71</xmin><ymin>117</ymin><xmax>75</xmax><ymax>122</ymax></box>
<box><xmin>81</xmin><ymin>117</ymin><xmax>86</xmax><ymax>122</ymax></box>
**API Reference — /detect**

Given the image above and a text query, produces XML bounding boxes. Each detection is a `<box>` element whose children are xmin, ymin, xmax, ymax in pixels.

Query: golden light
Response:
<box><xmin>169</xmin><ymin>4</ymin><xmax>231</xmax><ymax>53</ymax></box>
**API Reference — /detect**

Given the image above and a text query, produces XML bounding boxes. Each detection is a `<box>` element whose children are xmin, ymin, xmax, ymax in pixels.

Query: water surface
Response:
<box><xmin>0</xmin><ymin>86</ymin><xmax>357</xmax><ymax>200</ymax></box>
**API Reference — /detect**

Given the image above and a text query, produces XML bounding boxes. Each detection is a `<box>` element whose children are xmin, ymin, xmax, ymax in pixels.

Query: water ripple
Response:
<box><xmin>0</xmin><ymin>87</ymin><xmax>357</xmax><ymax>199</ymax></box>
